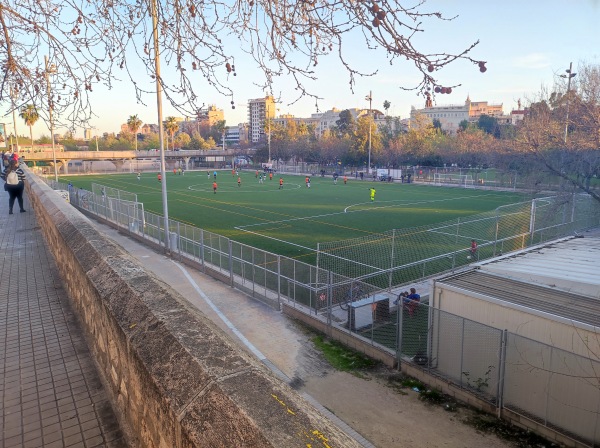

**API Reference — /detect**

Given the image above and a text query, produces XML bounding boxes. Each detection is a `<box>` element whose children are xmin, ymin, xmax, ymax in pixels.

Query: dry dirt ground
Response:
<box><xmin>289</xmin><ymin>322</ymin><xmax>515</xmax><ymax>448</ymax></box>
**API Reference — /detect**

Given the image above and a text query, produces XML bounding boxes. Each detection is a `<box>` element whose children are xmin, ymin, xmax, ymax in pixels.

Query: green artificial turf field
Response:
<box><xmin>60</xmin><ymin>169</ymin><xmax>527</xmax><ymax>262</ymax></box>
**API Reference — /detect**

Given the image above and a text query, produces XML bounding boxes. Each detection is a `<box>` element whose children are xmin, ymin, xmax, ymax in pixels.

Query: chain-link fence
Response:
<box><xmin>503</xmin><ymin>333</ymin><xmax>600</xmax><ymax>446</ymax></box>
<box><xmin>42</xmin><ymin>176</ymin><xmax>600</xmax><ymax>446</ymax></box>
<box><xmin>317</xmin><ymin>194</ymin><xmax>600</xmax><ymax>290</ymax></box>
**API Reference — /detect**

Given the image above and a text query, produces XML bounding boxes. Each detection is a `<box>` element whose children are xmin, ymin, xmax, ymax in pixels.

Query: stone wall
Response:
<box><xmin>26</xmin><ymin>176</ymin><xmax>361</xmax><ymax>448</ymax></box>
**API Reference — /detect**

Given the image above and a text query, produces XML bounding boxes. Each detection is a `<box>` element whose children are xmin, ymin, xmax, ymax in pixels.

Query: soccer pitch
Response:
<box><xmin>61</xmin><ymin>170</ymin><xmax>526</xmax><ymax>262</ymax></box>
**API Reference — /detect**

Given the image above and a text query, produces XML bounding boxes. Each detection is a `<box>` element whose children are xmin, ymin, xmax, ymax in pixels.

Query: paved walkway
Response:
<box><xmin>0</xmin><ymin>195</ymin><xmax>126</xmax><ymax>447</ymax></box>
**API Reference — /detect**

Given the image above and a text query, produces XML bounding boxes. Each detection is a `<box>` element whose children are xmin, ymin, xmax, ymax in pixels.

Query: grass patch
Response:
<box><xmin>312</xmin><ymin>335</ymin><xmax>379</xmax><ymax>372</ymax></box>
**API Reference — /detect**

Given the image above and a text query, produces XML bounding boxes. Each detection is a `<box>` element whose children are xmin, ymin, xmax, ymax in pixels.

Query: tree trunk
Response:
<box><xmin>29</xmin><ymin>126</ymin><xmax>34</xmax><ymax>151</ymax></box>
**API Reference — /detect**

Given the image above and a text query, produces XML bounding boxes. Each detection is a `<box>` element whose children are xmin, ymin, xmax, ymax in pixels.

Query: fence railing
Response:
<box><xmin>317</xmin><ymin>194</ymin><xmax>600</xmax><ymax>290</ymax></box>
<box><xmin>44</xmin><ymin>178</ymin><xmax>600</xmax><ymax>447</ymax></box>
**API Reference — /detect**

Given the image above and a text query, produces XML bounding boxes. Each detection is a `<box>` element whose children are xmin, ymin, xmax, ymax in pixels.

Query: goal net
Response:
<box><xmin>433</xmin><ymin>173</ymin><xmax>474</xmax><ymax>188</ymax></box>
<box><xmin>92</xmin><ymin>183</ymin><xmax>138</xmax><ymax>202</ymax></box>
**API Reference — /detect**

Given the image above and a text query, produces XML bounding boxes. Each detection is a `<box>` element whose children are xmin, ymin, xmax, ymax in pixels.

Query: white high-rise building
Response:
<box><xmin>247</xmin><ymin>96</ymin><xmax>275</xmax><ymax>143</ymax></box>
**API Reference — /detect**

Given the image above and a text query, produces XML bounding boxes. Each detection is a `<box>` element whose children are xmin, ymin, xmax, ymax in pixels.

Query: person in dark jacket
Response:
<box><xmin>2</xmin><ymin>159</ymin><xmax>26</xmax><ymax>214</ymax></box>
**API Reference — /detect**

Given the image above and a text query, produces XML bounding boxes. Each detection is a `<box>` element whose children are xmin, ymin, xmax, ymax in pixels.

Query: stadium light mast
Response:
<box><xmin>44</xmin><ymin>56</ymin><xmax>58</xmax><ymax>181</ymax></box>
<box><xmin>560</xmin><ymin>62</ymin><xmax>576</xmax><ymax>144</ymax></box>
<box><xmin>266</xmin><ymin>101</ymin><xmax>271</xmax><ymax>164</ymax></box>
<box><xmin>10</xmin><ymin>87</ymin><xmax>20</xmax><ymax>152</ymax></box>
<box><xmin>365</xmin><ymin>91</ymin><xmax>372</xmax><ymax>174</ymax></box>
<box><xmin>150</xmin><ymin>0</ymin><xmax>171</xmax><ymax>252</ymax></box>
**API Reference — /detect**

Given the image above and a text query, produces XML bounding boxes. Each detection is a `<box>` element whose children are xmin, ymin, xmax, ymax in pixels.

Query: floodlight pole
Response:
<box><xmin>44</xmin><ymin>56</ymin><xmax>58</xmax><ymax>181</ymax></box>
<box><xmin>10</xmin><ymin>87</ymin><xmax>20</xmax><ymax>152</ymax></box>
<box><xmin>151</xmin><ymin>0</ymin><xmax>171</xmax><ymax>252</ymax></box>
<box><xmin>561</xmin><ymin>62</ymin><xmax>576</xmax><ymax>144</ymax></box>
<box><xmin>366</xmin><ymin>91</ymin><xmax>372</xmax><ymax>175</ymax></box>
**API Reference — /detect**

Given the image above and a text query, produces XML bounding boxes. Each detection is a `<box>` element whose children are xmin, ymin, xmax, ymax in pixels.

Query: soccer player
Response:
<box><xmin>213</xmin><ymin>181</ymin><xmax>218</xmax><ymax>194</ymax></box>
<box><xmin>255</xmin><ymin>170</ymin><xmax>259</xmax><ymax>178</ymax></box>
<box><xmin>213</xmin><ymin>171</ymin><xmax>217</xmax><ymax>179</ymax></box>
<box><xmin>269</xmin><ymin>172</ymin><xmax>273</xmax><ymax>181</ymax></box>
<box><xmin>137</xmin><ymin>172</ymin><xmax>141</xmax><ymax>181</ymax></box>
<box><xmin>157</xmin><ymin>173</ymin><xmax>162</xmax><ymax>182</ymax></box>
<box><xmin>468</xmin><ymin>240</ymin><xmax>478</xmax><ymax>260</ymax></box>
<box><xmin>279</xmin><ymin>177</ymin><xmax>283</xmax><ymax>189</ymax></box>
<box><xmin>369</xmin><ymin>187</ymin><xmax>376</xmax><ymax>202</ymax></box>
<box><xmin>305</xmin><ymin>176</ymin><xmax>309</xmax><ymax>187</ymax></box>
<box><xmin>259</xmin><ymin>173</ymin><xmax>264</xmax><ymax>184</ymax></box>
<box><xmin>343</xmin><ymin>175</ymin><xmax>347</xmax><ymax>185</ymax></box>
<box><xmin>237</xmin><ymin>176</ymin><xmax>241</xmax><ymax>187</ymax></box>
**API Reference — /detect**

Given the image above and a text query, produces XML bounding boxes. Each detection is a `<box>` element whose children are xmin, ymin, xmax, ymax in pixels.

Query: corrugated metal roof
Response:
<box><xmin>438</xmin><ymin>270</ymin><xmax>600</xmax><ymax>328</ymax></box>
<box><xmin>475</xmin><ymin>231</ymin><xmax>600</xmax><ymax>299</ymax></box>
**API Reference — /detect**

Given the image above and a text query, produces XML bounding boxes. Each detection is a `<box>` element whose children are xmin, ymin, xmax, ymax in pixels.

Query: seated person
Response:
<box><xmin>403</xmin><ymin>288</ymin><xmax>421</xmax><ymax>316</ymax></box>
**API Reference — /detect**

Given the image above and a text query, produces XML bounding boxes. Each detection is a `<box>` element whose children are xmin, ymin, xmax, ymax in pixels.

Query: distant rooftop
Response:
<box><xmin>476</xmin><ymin>229</ymin><xmax>600</xmax><ymax>299</ymax></box>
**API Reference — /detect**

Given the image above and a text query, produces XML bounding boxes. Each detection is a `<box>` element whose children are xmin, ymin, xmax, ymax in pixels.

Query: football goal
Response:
<box><xmin>433</xmin><ymin>173</ymin><xmax>475</xmax><ymax>188</ymax></box>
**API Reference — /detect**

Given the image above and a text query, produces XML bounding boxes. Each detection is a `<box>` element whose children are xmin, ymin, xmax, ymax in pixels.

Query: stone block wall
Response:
<box><xmin>26</xmin><ymin>176</ymin><xmax>361</xmax><ymax>448</ymax></box>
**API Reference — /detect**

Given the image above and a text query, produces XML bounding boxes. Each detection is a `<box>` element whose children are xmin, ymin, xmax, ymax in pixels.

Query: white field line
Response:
<box><xmin>426</xmin><ymin>228</ymin><xmax>494</xmax><ymax>244</ymax></box>
<box><xmin>187</xmin><ymin>182</ymin><xmax>302</xmax><ymax>193</ymax></box>
<box><xmin>240</xmin><ymin>192</ymin><xmax>508</xmax><ymax>230</ymax></box>
<box><xmin>233</xmin><ymin>228</ymin><xmax>316</xmax><ymax>253</ymax></box>
<box><xmin>234</xmin><ymin>227</ymin><xmax>387</xmax><ymax>274</ymax></box>
<box><xmin>234</xmin><ymin>192</ymin><xmax>512</xmax><ymax>273</ymax></box>
<box><xmin>343</xmin><ymin>192</ymin><xmax>507</xmax><ymax>213</ymax></box>
<box><xmin>427</xmin><ymin>208</ymin><xmax>529</xmax><ymax>234</ymax></box>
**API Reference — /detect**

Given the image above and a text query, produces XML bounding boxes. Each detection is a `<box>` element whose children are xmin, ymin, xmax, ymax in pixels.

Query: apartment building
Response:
<box><xmin>247</xmin><ymin>95</ymin><xmax>276</xmax><ymax>143</ymax></box>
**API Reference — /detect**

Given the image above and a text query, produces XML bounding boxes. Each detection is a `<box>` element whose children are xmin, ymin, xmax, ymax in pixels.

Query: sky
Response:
<box><xmin>2</xmin><ymin>0</ymin><xmax>599</xmax><ymax>140</ymax></box>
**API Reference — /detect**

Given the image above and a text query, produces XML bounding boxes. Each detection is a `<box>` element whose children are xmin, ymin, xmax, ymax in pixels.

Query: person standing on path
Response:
<box><xmin>1</xmin><ymin>159</ymin><xmax>26</xmax><ymax>214</ymax></box>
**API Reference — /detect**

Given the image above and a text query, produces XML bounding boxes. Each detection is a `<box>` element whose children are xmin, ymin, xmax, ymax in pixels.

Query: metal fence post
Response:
<box><xmin>396</xmin><ymin>297</ymin><xmax>403</xmax><ymax>361</ymax></box>
<box><xmin>229</xmin><ymin>239</ymin><xmax>234</xmax><ymax>287</ymax></box>
<box><xmin>389</xmin><ymin>229</ymin><xmax>395</xmax><ymax>290</ymax></box>
<box><xmin>496</xmin><ymin>329</ymin><xmax>507</xmax><ymax>418</ymax></box>
<box><xmin>200</xmin><ymin>229</ymin><xmax>205</xmax><ymax>270</ymax></box>
<box><xmin>277</xmin><ymin>255</ymin><xmax>281</xmax><ymax>309</ymax></box>
<box><xmin>493</xmin><ymin>211</ymin><xmax>499</xmax><ymax>256</ymax></box>
<box><xmin>529</xmin><ymin>198</ymin><xmax>537</xmax><ymax>245</ymax></box>
<box><xmin>459</xmin><ymin>318</ymin><xmax>465</xmax><ymax>387</ymax></box>
<box><xmin>326</xmin><ymin>271</ymin><xmax>333</xmax><ymax>331</ymax></box>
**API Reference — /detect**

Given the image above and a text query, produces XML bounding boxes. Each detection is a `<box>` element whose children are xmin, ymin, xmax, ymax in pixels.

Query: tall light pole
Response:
<box><xmin>10</xmin><ymin>87</ymin><xmax>20</xmax><ymax>152</ymax></box>
<box><xmin>151</xmin><ymin>0</ymin><xmax>171</xmax><ymax>252</ymax></box>
<box><xmin>365</xmin><ymin>91</ymin><xmax>372</xmax><ymax>174</ymax></box>
<box><xmin>560</xmin><ymin>62</ymin><xmax>576</xmax><ymax>144</ymax></box>
<box><xmin>44</xmin><ymin>56</ymin><xmax>58</xmax><ymax>181</ymax></box>
<box><xmin>266</xmin><ymin>101</ymin><xmax>271</xmax><ymax>164</ymax></box>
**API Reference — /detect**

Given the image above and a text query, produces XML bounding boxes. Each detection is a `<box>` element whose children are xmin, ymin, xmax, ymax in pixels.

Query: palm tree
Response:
<box><xmin>19</xmin><ymin>105</ymin><xmax>39</xmax><ymax>151</ymax></box>
<box><xmin>383</xmin><ymin>100</ymin><xmax>391</xmax><ymax>115</ymax></box>
<box><xmin>127</xmin><ymin>115</ymin><xmax>143</xmax><ymax>151</ymax></box>
<box><xmin>164</xmin><ymin>117</ymin><xmax>179</xmax><ymax>150</ymax></box>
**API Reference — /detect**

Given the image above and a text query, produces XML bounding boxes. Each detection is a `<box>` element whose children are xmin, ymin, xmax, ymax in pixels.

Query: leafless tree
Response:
<box><xmin>0</xmin><ymin>0</ymin><xmax>485</xmax><ymax>128</ymax></box>
<box><xmin>513</xmin><ymin>62</ymin><xmax>600</xmax><ymax>203</ymax></box>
